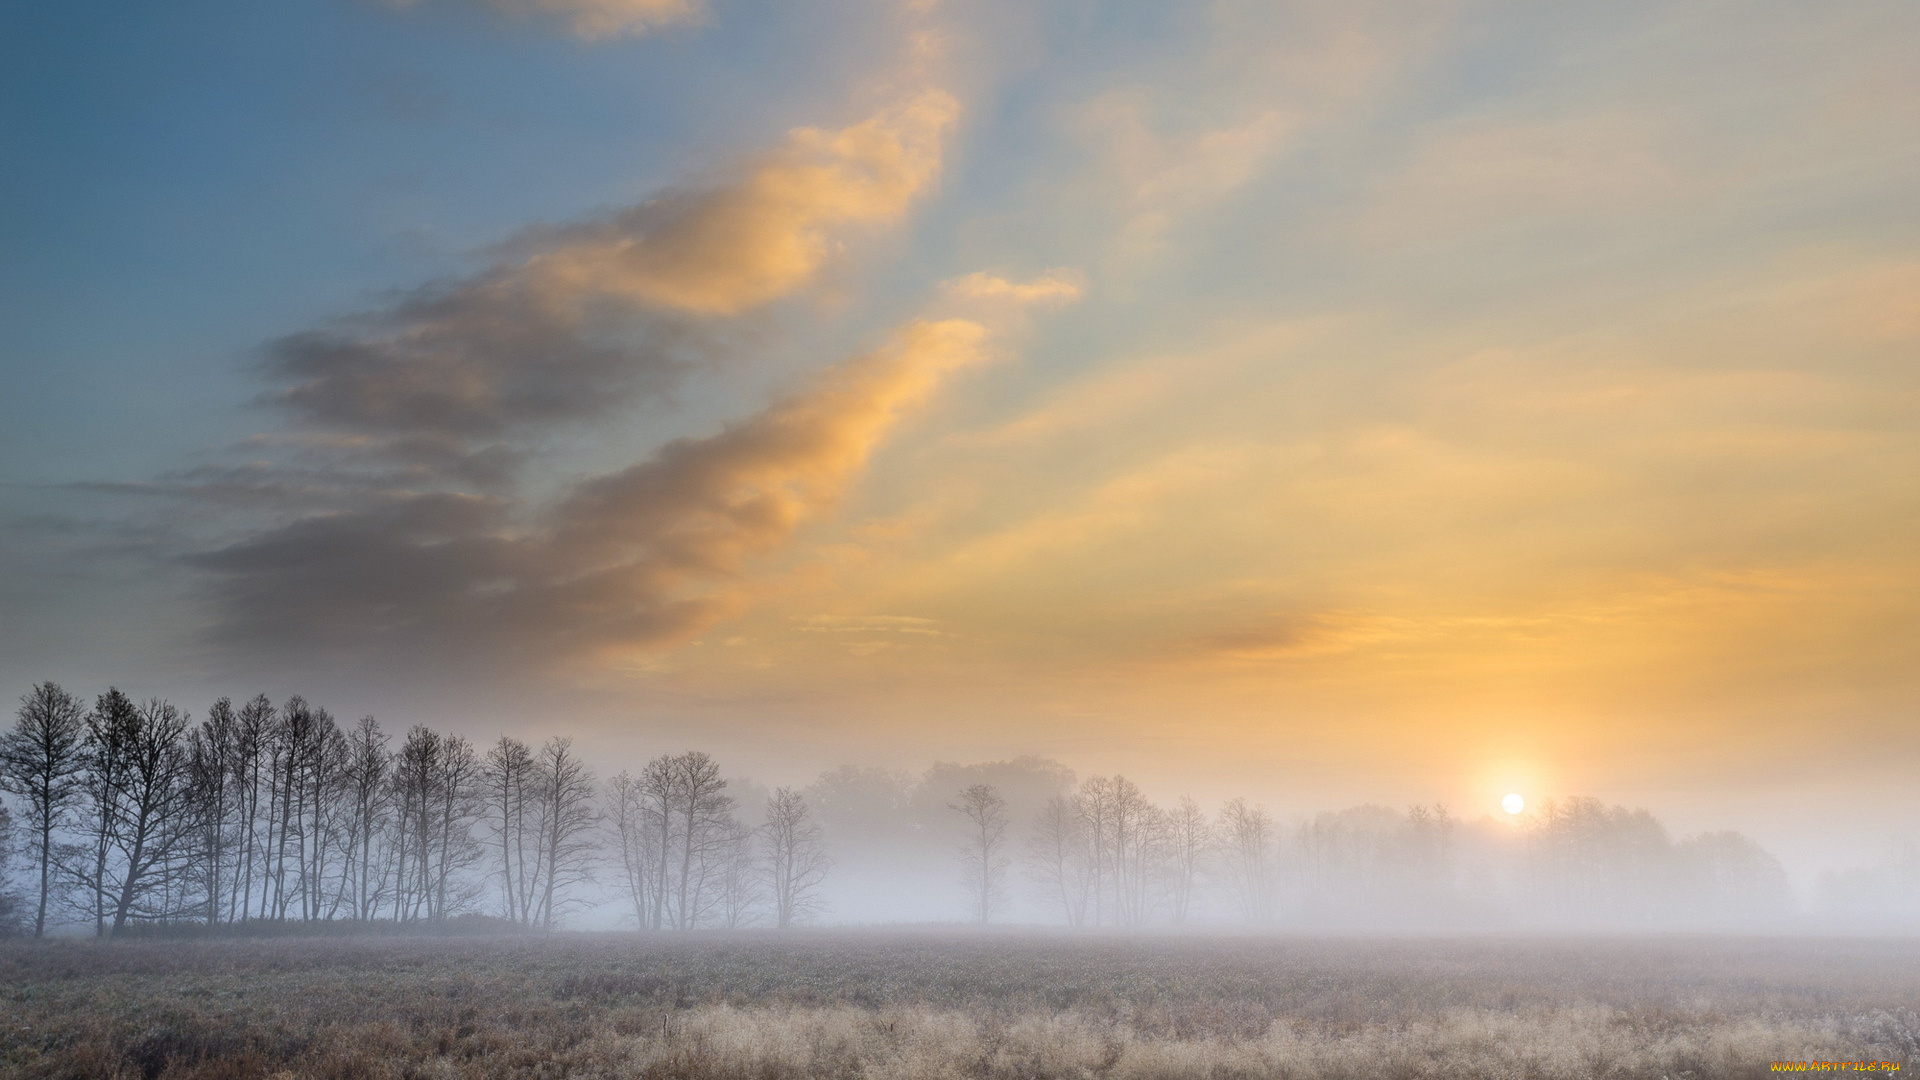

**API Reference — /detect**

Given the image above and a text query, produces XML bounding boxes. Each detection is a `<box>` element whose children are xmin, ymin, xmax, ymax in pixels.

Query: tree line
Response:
<box><xmin>0</xmin><ymin>681</ymin><xmax>1801</xmax><ymax>937</ymax></box>
<box><xmin>0</xmin><ymin>683</ymin><xmax>829</xmax><ymax>937</ymax></box>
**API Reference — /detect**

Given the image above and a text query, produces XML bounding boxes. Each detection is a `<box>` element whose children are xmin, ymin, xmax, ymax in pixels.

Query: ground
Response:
<box><xmin>2</xmin><ymin>930</ymin><xmax>1916</xmax><ymax>1078</ymax></box>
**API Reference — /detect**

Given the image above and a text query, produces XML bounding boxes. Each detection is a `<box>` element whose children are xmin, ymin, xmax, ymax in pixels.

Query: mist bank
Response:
<box><xmin>2</xmin><ymin>681</ymin><xmax>1915</xmax><ymax>938</ymax></box>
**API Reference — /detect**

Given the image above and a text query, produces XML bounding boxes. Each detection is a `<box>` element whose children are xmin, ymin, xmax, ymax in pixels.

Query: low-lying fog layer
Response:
<box><xmin>4</xmin><ymin>686</ymin><xmax>1917</xmax><ymax>938</ymax></box>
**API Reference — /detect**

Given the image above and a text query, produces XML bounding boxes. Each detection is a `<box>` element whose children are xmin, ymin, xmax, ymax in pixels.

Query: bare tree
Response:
<box><xmin>528</xmin><ymin>737</ymin><xmax>597</xmax><ymax>929</ymax></box>
<box><xmin>762</xmin><ymin>787</ymin><xmax>831</xmax><ymax>928</ymax></box>
<box><xmin>73</xmin><ymin>688</ymin><xmax>138</xmax><ymax>935</ymax></box>
<box><xmin>1162</xmin><ymin>796</ymin><xmax>1212</xmax><ymax>924</ymax></box>
<box><xmin>336</xmin><ymin>716</ymin><xmax>391</xmax><ymax>920</ymax></box>
<box><xmin>1074</xmin><ymin>776</ymin><xmax>1118</xmax><ymax>925</ymax></box>
<box><xmin>228</xmin><ymin>694</ymin><xmax>274</xmax><ymax>922</ymax></box>
<box><xmin>951</xmin><ymin>783</ymin><xmax>1010</xmax><ymax>924</ymax></box>
<box><xmin>1219</xmin><ymin>797</ymin><xmax>1275</xmax><ymax>923</ymax></box>
<box><xmin>483</xmin><ymin>736</ymin><xmax>535</xmax><ymax>923</ymax></box>
<box><xmin>1025</xmin><ymin>794</ymin><xmax>1091</xmax><ymax>926</ymax></box>
<box><xmin>639</xmin><ymin>755</ymin><xmax>676</xmax><ymax>929</ymax></box>
<box><xmin>1067</xmin><ymin>775</ymin><xmax>1162</xmax><ymax>926</ymax></box>
<box><xmin>605</xmin><ymin>770</ymin><xmax>659</xmax><ymax>930</ymax></box>
<box><xmin>1102</xmin><ymin>775</ymin><xmax>1159</xmax><ymax>926</ymax></box>
<box><xmin>298</xmin><ymin>709</ymin><xmax>348</xmax><ymax>921</ymax></box>
<box><xmin>716</xmin><ymin>817</ymin><xmax>759</xmax><ymax>929</ymax></box>
<box><xmin>186</xmin><ymin>699</ymin><xmax>239</xmax><ymax>925</ymax></box>
<box><xmin>662</xmin><ymin>751</ymin><xmax>736</xmax><ymax>930</ymax></box>
<box><xmin>73</xmin><ymin>696</ymin><xmax>197</xmax><ymax>935</ymax></box>
<box><xmin>0</xmin><ymin>798</ymin><xmax>17</xmax><ymax>935</ymax></box>
<box><xmin>1</xmin><ymin>682</ymin><xmax>87</xmax><ymax>937</ymax></box>
<box><xmin>390</xmin><ymin>726</ymin><xmax>439</xmax><ymax>921</ymax></box>
<box><xmin>429</xmin><ymin>734</ymin><xmax>483</xmax><ymax>920</ymax></box>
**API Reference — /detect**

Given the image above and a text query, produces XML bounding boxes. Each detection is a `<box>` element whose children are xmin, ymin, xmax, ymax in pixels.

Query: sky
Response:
<box><xmin>3</xmin><ymin>0</ymin><xmax>1917</xmax><ymax>879</ymax></box>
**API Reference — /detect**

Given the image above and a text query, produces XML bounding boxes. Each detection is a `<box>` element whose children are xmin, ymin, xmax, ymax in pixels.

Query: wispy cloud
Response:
<box><xmin>942</xmin><ymin>271</ymin><xmax>1083</xmax><ymax>306</ymax></box>
<box><xmin>268</xmin><ymin>91</ymin><xmax>959</xmax><ymax>456</ymax></box>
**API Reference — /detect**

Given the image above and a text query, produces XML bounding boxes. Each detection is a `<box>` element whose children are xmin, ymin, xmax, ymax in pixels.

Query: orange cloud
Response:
<box><xmin>942</xmin><ymin>270</ymin><xmax>1084</xmax><ymax>306</ymax></box>
<box><xmin>531</xmin><ymin>91</ymin><xmax>959</xmax><ymax>316</ymax></box>
<box><xmin>270</xmin><ymin>92</ymin><xmax>958</xmax><ymax>443</ymax></box>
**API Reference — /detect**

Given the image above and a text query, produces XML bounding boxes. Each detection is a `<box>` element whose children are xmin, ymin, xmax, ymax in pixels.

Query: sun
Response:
<box><xmin>1501</xmin><ymin>792</ymin><xmax>1526</xmax><ymax>816</ymax></box>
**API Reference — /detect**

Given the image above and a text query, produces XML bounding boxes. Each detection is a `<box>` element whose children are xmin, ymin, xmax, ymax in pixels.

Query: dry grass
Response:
<box><xmin>2</xmin><ymin>931</ymin><xmax>1916</xmax><ymax>1079</ymax></box>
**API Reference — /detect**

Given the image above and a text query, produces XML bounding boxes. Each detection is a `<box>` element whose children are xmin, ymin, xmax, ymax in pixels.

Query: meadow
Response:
<box><xmin>2</xmin><ymin>931</ymin><xmax>1916</xmax><ymax>1079</ymax></box>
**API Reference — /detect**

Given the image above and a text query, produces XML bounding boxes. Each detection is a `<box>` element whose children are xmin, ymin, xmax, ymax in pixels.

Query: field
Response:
<box><xmin>3</xmin><ymin>931</ymin><xmax>1917</xmax><ymax>1079</ymax></box>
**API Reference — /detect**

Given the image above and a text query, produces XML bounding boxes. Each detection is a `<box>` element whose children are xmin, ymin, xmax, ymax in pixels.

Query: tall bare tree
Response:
<box><xmin>1</xmin><ymin>682</ymin><xmax>87</xmax><ymax>936</ymax></box>
<box><xmin>1102</xmin><ymin>775</ymin><xmax>1159</xmax><ymax>926</ymax></box>
<box><xmin>73</xmin><ymin>688</ymin><xmax>138</xmax><ymax>936</ymax></box>
<box><xmin>390</xmin><ymin>725</ymin><xmax>439</xmax><ymax>921</ymax></box>
<box><xmin>951</xmin><ymin>783</ymin><xmax>1010</xmax><ymax>924</ymax></box>
<box><xmin>666</xmin><ymin>752</ymin><xmax>735</xmax><ymax>930</ymax></box>
<box><xmin>438</xmin><ymin>735</ymin><xmax>484</xmax><ymax>919</ymax></box>
<box><xmin>73</xmin><ymin>696</ymin><xmax>197</xmax><ymax>935</ymax></box>
<box><xmin>762</xmin><ymin>787</ymin><xmax>831</xmax><ymax>928</ymax></box>
<box><xmin>1075</xmin><ymin>776</ymin><xmax>1114</xmax><ymax>924</ymax></box>
<box><xmin>186</xmin><ymin>699</ymin><xmax>239</xmax><ymax>925</ymax></box>
<box><xmin>336</xmin><ymin>716</ymin><xmax>391</xmax><ymax>920</ymax></box>
<box><xmin>483</xmin><ymin>736</ymin><xmax>535</xmax><ymax>923</ymax></box>
<box><xmin>528</xmin><ymin>738</ymin><xmax>597</xmax><ymax>929</ymax></box>
<box><xmin>228</xmin><ymin>694</ymin><xmax>274</xmax><ymax>922</ymax></box>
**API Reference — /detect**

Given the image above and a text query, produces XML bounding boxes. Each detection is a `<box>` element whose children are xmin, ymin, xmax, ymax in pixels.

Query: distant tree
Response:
<box><xmin>1526</xmin><ymin>797</ymin><xmax>1677</xmax><ymax>925</ymax></box>
<box><xmin>762</xmin><ymin>787</ymin><xmax>831</xmax><ymax>928</ymax></box>
<box><xmin>716</xmin><ymin>817</ymin><xmax>759</xmax><ymax>929</ymax></box>
<box><xmin>1025</xmin><ymin>794</ymin><xmax>1091</xmax><ymax>926</ymax></box>
<box><xmin>1400</xmin><ymin>804</ymin><xmax>1455</xmax><ymax>898</ymax></box>
<box><xmin>1161</xmin><ymin>796</ymin><xmax>1212</xmax><ymax>924</ymax></box>
<box><xmin>1103</xmin><ymin>776</ymin><xmax>1159</xmax><ymax>926</ymax></box>
<box><xmin>605</xmin><ymin>770</ymin><xmax>659</xmax><ymax>929</ymax></box>
<box><xmin>1674</xmin><ymin>831</ymin><xmax>1790</xmax><ymax>923</ymax></box>
<box><xmin>1218</xmin><ymin>797</ymin><xmax>1275</xmax><ymax>923</ymax></box>
<box><xmin>0</xmin><ymin>682</ymin><xmax>88</xmax><ymax>936</ymax></box>
<box><xmin>951</xmin><ymin>783</ymin><xmax>1010</xmax><ymax>924</ymax></box>
<box><xmin>1071</xmin><ymin>775</ymin><xmax>1163</xmax><ymax>926</ymax></box>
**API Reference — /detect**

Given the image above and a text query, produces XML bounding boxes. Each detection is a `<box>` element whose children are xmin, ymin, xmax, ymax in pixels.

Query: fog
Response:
<box><xmin>5</xmin><ymin>683</ymin><xmax>1914</xmax><ymax>939</ymax></box>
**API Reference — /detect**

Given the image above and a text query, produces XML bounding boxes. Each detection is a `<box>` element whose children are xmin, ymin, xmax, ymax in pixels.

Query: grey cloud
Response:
<box><xmin>266</xmin><ymin>273</ymin><xmax>696</xmax><ymax>442</ymax></box>
<box><xmin>194</xmin><ymin>320</ymin><xmax>988</xmax><ymax>671</ymax></box>
<box><xmin>389</xmin><ymin>0</ymin><xmax>706</xmax><ymax>41</ymax></box>
<box><xmin>189</xmin><ymin>492</ymin><xmax>524</xmax><ymax>658</ymax></box>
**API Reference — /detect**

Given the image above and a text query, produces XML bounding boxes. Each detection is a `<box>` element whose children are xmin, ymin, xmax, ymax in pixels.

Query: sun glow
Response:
<box><xmin>1501</xmin><ymin>792</ymin><xmax>1526</xmax><ymax>815</ymax></box>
